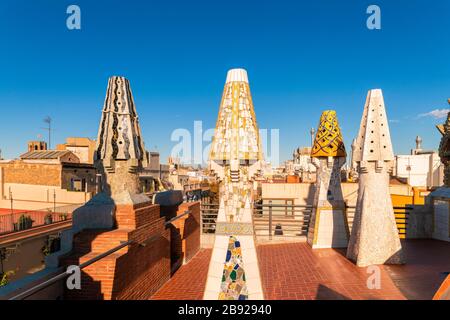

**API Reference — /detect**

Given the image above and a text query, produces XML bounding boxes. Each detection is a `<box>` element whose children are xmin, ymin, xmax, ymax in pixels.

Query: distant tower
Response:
<box><xmin>310</xmin><ymin>127</ymin><xmax>316</xmax><ymax>147</ymax></box>
<box><xmin>205</xmin><ymin>68</ymin><xmax>264</xmax><ymax>300</ymax></box>
<box><xmin>94</xmin><ymin>76</ymin><xmax>148</xmax><ymax>197</ymax></box>
<box><xmin>412</xmin><ymin>135</ymin><xmax>423</xmax><ymax>155</ymax></box>
<box><xmin>27</xmin><ymin>141</ymin><xmax>47</xmax><ymax>152</ymax></box>
<box><xmin>349</xmin><ymin>138</ymin><xmax>359</xmax><ymax>181</ymax></box>
<box><xmin>415</xmin><ymin>136</ymin><xmax>422</xmax><ymax>150</ymax></box>
<box><xmin>307</xmin><ymin>110</ymin><xmax>348</xmax><ymax>248</ymax></box>
<box><xmin>350</xmin><ymin>138</ymin><xmax>357</xmax><ymax>167</ymax></box>
<box><xmin>347</xmin><ymin>89</ymin><xmax>403</xmax><ymax>266</ymax></box>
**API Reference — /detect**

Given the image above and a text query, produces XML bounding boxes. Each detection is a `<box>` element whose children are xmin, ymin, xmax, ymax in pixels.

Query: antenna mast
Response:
<box><xmin>43</xmin><ymin>116</ymin><xmax>52</xmax><ymax>149</ymax></box>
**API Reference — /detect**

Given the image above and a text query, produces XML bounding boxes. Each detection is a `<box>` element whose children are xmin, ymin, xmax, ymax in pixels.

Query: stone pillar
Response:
<box><xmin>347</xmin><ymin>89</ymin><xmax>404</xmax><ymax>266</ymax></box>
<box><xmin>48</xmin><ymin>76</ymin><xmax>160</xmax><ymax>295</ymax></box>
<box><xmin>94</xmin><ymin>76</ymin><xmax>149</xmax><ymax>200</ymax></box>
<box><xmin>307</xmin><ymin>110</ymin><xmax>349</xmax><ymax>248</ymax></box>
<box><xmin>50</xmin><ymin>76</ymin><xmax>150</xmax><ymax>256</ymax></box>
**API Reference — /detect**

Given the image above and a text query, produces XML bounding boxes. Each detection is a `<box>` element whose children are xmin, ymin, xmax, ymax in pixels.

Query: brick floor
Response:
<box><xmin>150</xmin><ymin>249</ymin><xmax>212</xmax><ymax>300</ymax></box>
<box><xmin>384</xmin><ymin>239</ymin><xmax>450</xmax><ymax>300</ymax></box>
<box><xmin>258</xmin><ymin>242</ymin><xmax>405</xmax><ymax>300</ymax></box>
<box><xmin>149</xmin><ymin>239</ymin><xmax>450</xmax><ymax>300</ymax></box>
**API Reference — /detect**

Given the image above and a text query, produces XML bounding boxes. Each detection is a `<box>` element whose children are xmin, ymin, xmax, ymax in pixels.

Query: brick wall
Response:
<box><xmin>0</xmin><ymin>161</ymin><xmax>61</xmax><ymax>186</ymax></box>
<box><xmin>170</xmin><ymin>202</ymin><xmax>200</xmax><ymax>267</ymax></box>
<box><xmin>115</xmin><ymin>230</ymin><xmax>170</xmax><ymax>299</ymax></box>
<box><xmin>62</xmin><ymin>200</ymin><xmax>200</xmax><ymax>300</ymax></box>
<box><xmin>63</xmin><ymin>202</ymin><xmax>171</xmax><ymax>300</ymax></box>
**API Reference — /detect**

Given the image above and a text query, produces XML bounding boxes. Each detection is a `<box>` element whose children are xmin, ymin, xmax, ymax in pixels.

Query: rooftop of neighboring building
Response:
<box><xmin>58</xmin><ymin>137</ymin><xmax>96</xmax><ymax>147</ymax></box>
<box><xmin>19</xmin><ymin>150</ymin><xmax>80</xmax><ymax>164</ymax></box>
<box><xmin>294</xmin><ymin>146</ymin><xmax>312</xmax><ymax>155</ymax></box>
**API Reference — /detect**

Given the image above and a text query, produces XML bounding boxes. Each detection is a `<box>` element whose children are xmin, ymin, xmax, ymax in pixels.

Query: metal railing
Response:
<box><xmin>0</xmin><ymin>204</ymin><xmax>82</xmax><ymax>236</ymax></box>
<box><xmin>393</xmin><ymin>206</ymin><xmax>412</xmax><ymax>238</ymax></box>
<box><xmin>200</xmin><ymin>203</ymin><xmax>219</xmax><ymax>234</ymax></box>
<box><xmin>331</xmin><ymin>205</ymin><xmax>412</xmax><ymax>238</ymax></box>
<box><xmin>253</xmin><ymin>201</ymin><xmax>313</xmax><ymax>240</ymax></box>
<box><xmin>7</xmin><ymin>208</ymin><xmax>192</xmax><ymax>300</ymax></box>
<box><xmin>8</xmin><ymin>239</ymin><xmax>133</xmax><ymax>300</ymax></box>
<box><xmin>200</xmin><ymin>201</ymin><xmax>413</xmax><ymax>240</ymax></box>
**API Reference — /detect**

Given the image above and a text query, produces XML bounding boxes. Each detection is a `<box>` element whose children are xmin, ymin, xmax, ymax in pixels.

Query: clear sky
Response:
<box><xmin>0</xmin><ymin>0</ymin><xmax>449</xmax><ymax>164</ymax></box>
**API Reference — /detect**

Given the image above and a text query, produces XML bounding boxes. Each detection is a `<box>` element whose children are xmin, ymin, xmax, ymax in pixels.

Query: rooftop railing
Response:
<box><xmin>254</xmin><ymin>201</ymin><xmax>313</xmax><ymax>240</ymax></box>
<box><xmin>200</xmin><ymin>203</ymin><xmax>219</xmax><ymax>234</ymax></box>
<box><xmin>200</xmin><ymin>201</ymin><xmax>414</xmax><ymax>241</ymax></box>
<box><xmin>0</xmin><ymin>204</ymin><xmax>82</xmax><ymax>236</ymax></box>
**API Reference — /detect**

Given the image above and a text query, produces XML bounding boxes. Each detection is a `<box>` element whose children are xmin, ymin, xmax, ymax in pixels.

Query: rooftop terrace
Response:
<box><xmin>151</xmin><ymin>239</ymin><xmax>450</xmax><ymax>300</ymax></box>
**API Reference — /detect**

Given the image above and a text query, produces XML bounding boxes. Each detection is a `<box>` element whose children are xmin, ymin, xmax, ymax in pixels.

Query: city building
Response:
<box><xmin>27</xmin><ymin>141</ymin><xmax>47</xmax><ymax>152</ymax></box>
<box><xmin>140</xmin><ymin>151</ymin><xmax>170</xmax><ymax>193</ymax></box>
<box><xmin>0</xmin><ymin>149</ymin><xmax>93</xmax><ymax>284</ymax></box>
<box><xmin>394</xmin><ymin>136</ymin><xmax>444</xmax><ymax>188</ymax></box>
<box><xmin>292</xmin><ymin>146</ymin><xmax>317</xmax><ymax>182</ymax></box>
<box><xmin>56</xmin><ymin>137</ymin><xmax>96</xmax><ymax>164</ymax></box>
<box><xmin>0</xmin><ymin>150</ymin><xmax>96</xmax><ymax>211</ymax></box>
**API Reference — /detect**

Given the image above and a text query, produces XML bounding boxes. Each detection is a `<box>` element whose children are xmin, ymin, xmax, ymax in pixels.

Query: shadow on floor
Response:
<box><xmin>315</xmin><ymin>284</ymin><xmax>350</xmax><ymax>300</ymax></box>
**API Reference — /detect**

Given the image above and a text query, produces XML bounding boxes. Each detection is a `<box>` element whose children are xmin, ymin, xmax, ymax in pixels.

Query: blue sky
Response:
<box><xmin>0</xmin><ymin>0</ymin><xmax>449</xmax><ymax>164</ymax></box>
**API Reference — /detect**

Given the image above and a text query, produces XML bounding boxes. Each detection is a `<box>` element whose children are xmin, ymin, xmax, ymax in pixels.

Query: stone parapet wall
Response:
<box><xmin>0</xmin><ymin>162</ymin><xmax>61</xmax><ymax>186</ymax></box>
<box><xmin>432</xmin><ymin>199</ymin><xmax>450</xmax><ymax>242</ymax></box>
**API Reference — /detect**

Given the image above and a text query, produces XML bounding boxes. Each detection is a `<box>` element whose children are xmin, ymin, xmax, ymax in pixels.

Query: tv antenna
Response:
<box><xmin>42</xmin><ymin>116</ymin><xmax>52</xmax><ymax>149</ymax></box>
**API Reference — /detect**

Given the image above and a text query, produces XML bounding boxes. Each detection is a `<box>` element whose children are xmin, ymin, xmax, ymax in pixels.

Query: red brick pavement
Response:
<box><xmin>258</xmin><ymin>242</ymin><xmax>405</xmax><ymax>300</ymax></box>
<box><xmin>149</xmin><ymin>240</ymin><xmax>450</xmax><ymax>300</ymax></box>
<box><xmin>384</xmin><ymin>239</ymin><xmax>450</xmax><ymax>300</ymax></box>
<box><xmin>151</xmin><ymin>249</ymin><xmax>212</xmax><ymax>300</ymax></box>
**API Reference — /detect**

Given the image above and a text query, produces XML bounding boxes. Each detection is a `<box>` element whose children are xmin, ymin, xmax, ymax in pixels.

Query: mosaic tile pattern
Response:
<box><xmin>222</xmin><ymin>167</ymin><xmax>252</xmax><ymax>222</ymax></box>
<box><xmin>219</xmin><ymin>236</ymin><xmax>248</xmax><ymax>300</ymax></box>
<box><xmin>208</xmin><ymin>69</ymin><xmax>262</xmax><ymax>299</ymax></box>
<box><xmin>96</xmin><ymin>76</ymin><xmax>147</xmax><ymax>164</ymax></box>
<box><xmin>311</xmin><ymin>110</ymin><xmax>346</xmax><ymax>158</ymax></box>
<box><xmin>209</xmin><ymin>79</ymin><xmax>262</xmax><ymax>161</ymax></box>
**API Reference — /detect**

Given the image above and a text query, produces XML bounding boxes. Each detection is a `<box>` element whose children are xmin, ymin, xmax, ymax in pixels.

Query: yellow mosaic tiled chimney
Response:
<box><xmin>307</xmin><ymin>110</ymin><xmax>349</xmax><ymax>249</ymax></box>
<box><xmin>209</xmin><ymin>69</ymin><xmax>262</xmax><ymax>162</ymax></box>
<box><xmin>311</xmin><ymin>110</ymin><xmax>346</xmax><ymax>158</ymax></box>
<box><xmin>205</xmin><ymin>68</ymin><xmax>264</xmax><ymax>300</ymax></box>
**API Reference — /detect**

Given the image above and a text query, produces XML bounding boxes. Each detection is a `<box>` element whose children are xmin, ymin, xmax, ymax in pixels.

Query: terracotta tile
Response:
<box><xmin>150</xmin><ymin>240</ymin><xmax>450</xmax><ymax>300</ymax></box>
